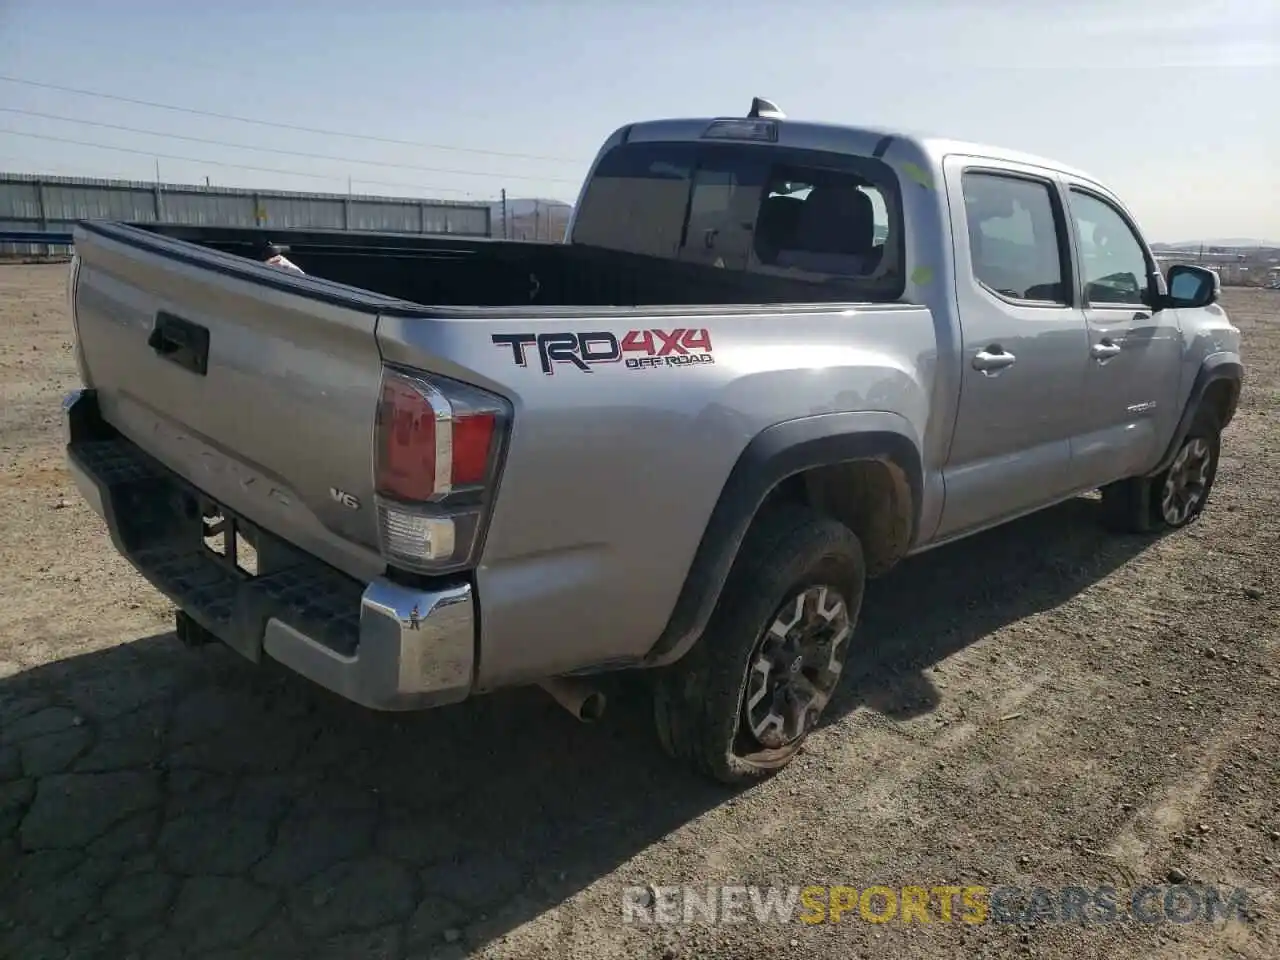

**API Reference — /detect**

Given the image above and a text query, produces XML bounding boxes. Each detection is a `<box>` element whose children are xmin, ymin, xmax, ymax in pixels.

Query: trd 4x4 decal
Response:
<box><xmin>491</xmin><ymin>328</ymin><xmax>715</xmax><ymax>375</ymax></box>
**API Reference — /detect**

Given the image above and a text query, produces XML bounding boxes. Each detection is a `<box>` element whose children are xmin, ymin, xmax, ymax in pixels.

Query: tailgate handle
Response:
<box><xmin>148</xmin><ymin>312</ymin><xmax>209</xmax><ymax>376</ymax></box>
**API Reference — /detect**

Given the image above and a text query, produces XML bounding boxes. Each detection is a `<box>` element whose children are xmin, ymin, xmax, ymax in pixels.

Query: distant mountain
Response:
<box><xmin>1155</xmin><ymin>239</ymin><xmax>1279</xmax><ymax>250</ymax></box>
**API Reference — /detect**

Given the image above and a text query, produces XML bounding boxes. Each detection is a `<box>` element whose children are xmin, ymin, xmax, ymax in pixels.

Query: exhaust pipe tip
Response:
<box><xmin>539</xmin><ymin>677</ymin><xmax>607</xmax><ymax>724</ymax></box>
<box><xmin>576</xmin><ymin>690</ymin><xmax>606</xmax><ymax>723</ymax></box>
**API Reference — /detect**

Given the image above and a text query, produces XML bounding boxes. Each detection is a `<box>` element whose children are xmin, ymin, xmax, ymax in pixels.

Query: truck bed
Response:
<box><xmin>134</xmin><ymin>222</ymin><xmax>879</xmax><ymax>309</ymax></box>
<box><xmin>68</xmin><ymin>218</ymin><xmax>890</xmax><ymax>596</ymax></box>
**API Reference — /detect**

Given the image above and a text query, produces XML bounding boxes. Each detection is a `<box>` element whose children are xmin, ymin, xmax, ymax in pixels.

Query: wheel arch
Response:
<box><xmin>1148</xmin><ymin>354</ymin><xmax>1242</xmax><ymax>477</ymax></box>
<box><xmin>644</xmin><ymin>412</ymin><xmax>923</xmax><ymax>666</ymax></box>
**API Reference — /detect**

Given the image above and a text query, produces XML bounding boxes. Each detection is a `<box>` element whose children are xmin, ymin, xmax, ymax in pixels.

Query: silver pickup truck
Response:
<box><xmin>64</xmin><ymin>99</ymin><xmax>1242</xmax><ymax>782</ymax></box>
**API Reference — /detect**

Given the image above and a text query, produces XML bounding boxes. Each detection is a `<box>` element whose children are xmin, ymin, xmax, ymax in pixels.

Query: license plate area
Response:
<box><xmin>199</xmin><ymin>498</ymin><xmax>260</xmax><ymax>578</ymax></box>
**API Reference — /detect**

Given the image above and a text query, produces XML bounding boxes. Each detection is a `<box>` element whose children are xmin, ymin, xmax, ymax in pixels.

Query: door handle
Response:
<box><xmin>1091</xmin><ymin>339</ymin><xmax>1122</xmax><ymax>361</ymax></box>
<box><xmin>972</xmin><ymin>346</ymin><xmax>1016</xmax><ymax>374</ymax></box>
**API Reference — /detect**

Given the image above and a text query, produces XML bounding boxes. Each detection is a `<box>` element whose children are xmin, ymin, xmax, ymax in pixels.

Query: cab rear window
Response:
<box><xmin>569</xmin><ymin>142</ymin><xmax>697</xmax><ymax>259</ymax></box>
<box><xmin>570</xmin><ymin>140</ymin><xmax>904</xmax><ymax>300</ymax></box>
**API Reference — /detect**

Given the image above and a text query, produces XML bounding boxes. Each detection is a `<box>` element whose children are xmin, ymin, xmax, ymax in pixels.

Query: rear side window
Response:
<box><xmin>961</xmin><ymin>172</ymin><xmax>1068</xmax><ymax>304</ymax></box>
<box><xmin>572</xmin><ymin>140</ymin><xmax>904</xmax><ymax>300</ymax></box>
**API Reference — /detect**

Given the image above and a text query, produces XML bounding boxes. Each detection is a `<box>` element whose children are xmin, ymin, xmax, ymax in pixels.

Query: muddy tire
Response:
<box><xmin>653</xmin><ymin>505</ymin><xmax>865</xmax><ymax>784</ymax></box>
<box><xmin>1100</xmin><ymin>409</ymin><xmax>1222</xmax><ymax>533</ymax></box>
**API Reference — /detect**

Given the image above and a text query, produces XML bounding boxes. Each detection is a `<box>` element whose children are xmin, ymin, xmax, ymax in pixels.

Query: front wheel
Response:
<box><xmin>653</xmin><ymin>506</ymin><xmax>865</xmax><ymax>784</ymax></box>
<box><xmin>1100</xmin><ymin>410</ymin><xmax>1222</xmax><ymax>533</ymax></box>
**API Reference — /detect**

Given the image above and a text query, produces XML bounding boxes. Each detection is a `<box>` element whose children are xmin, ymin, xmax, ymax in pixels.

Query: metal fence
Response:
<box><xmin>0</xmin><ymin>173</ymin><xmax>492</xmax><ymax>256</ymax></box>
<box><xmin>1155</xmin><ymin>252</ymin><xmax>1280</xmax><ymax>288</ymax></box>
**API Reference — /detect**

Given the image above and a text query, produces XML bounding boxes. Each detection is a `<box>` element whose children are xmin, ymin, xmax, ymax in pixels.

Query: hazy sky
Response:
<box><xmin>0</xmin><ymin>0</ymin><xmax>1275</xmax><ymax>241</ymax></box>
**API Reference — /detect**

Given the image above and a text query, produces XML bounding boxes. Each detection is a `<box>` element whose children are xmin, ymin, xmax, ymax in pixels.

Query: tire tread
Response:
<box><xmin>654</xmin><ymin>504</ymin><xmax>864</xmax><ymax>783</ymax></box>
<box><xmin>1099</xmin><ymin>405</ymin><xmax>1222</xmax><ymax>534</ymax></box>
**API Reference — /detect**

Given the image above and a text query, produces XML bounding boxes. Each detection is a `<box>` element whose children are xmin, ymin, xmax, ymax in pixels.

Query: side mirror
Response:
<box><xmin>1165</xmin><ymin>264</ymin><xmax>1219</xmax><ymax>309</ymax></box>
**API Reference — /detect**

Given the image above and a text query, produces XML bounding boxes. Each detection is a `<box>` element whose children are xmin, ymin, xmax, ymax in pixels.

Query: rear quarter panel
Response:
<box><xmin>379</xmin><ymin>304</ymin><xmax>937</xmax><ymax>688</ymax></box>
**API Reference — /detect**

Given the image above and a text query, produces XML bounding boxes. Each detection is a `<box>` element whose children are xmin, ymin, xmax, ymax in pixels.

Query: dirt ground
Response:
<box><xmin>0</xmin><ymin>262</ymin><xmax>1276</xmax><ymax>960</ymax></box>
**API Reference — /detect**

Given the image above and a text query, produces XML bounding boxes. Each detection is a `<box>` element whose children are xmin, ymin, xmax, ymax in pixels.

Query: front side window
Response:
<box><xmin>1068</xmin><ymin>189</ymin><xmax>1151</xmax><ymax>306</ymax></box>
<box><xmin>961</xmin><ymin>172</ymin><xmax>1067</xmax><ymax>304</ymax></box>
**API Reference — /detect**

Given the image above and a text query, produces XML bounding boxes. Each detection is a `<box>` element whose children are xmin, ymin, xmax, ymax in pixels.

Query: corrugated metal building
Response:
<box><xmin>0</xmin><ymin>173</ymin><xmax>492</xmax><ymax>255</ymax></box>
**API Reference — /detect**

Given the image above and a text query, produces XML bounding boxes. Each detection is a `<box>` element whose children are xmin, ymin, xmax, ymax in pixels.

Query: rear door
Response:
<box><xmin>1061</xmin><ymin>183</ymin><xmax>1183</xmax><ymax>485</ymax></box>
<box><xmin>936</xmin><ymin>159</ymin><xmax>1090</xmax><ymax>539</ymax></box>
<box><xmin>72</xmin><ymin>223</ymin><xmax>390</xmax><ymax>581</ymax></box>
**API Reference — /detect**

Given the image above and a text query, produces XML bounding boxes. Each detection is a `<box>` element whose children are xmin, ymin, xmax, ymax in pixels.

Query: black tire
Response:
<box><xmin>1100</xmin><ymin>408</ymin><xmax>1222</xmax><ymax>533</ymax></box>
<box><xmin>653</xmin><ymin>505</ymin><xmax>866</xmax><ymax>784</ymax></box>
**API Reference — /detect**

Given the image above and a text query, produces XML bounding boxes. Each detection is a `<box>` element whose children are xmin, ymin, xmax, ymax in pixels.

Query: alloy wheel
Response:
<box><xmin>1160</xmin><ymin>437</ymin><xmax>1213</xmax><ymax>525</ymax></box>
<box><xmin>741</xmin><ymin>584</ymin><xmax>851</xmax><ymax>751</ymax></box>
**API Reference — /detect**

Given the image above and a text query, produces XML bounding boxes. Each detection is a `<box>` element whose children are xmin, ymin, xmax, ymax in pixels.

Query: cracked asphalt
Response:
<box><xmin>1</xmin><ymin>265</ymin><xmax>1278</xmax><ymax>959</ymax></box>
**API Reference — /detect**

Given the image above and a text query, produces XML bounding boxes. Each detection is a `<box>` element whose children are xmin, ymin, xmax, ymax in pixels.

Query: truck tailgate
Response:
<box><xmin>70</xmin><ymin>222</ymin><xmax>393</xmax><ymax>581</ymax></box>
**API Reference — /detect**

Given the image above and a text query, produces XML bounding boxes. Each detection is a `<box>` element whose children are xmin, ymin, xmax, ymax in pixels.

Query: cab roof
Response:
<box><xmin>621</xmin><ymin>111</ymin><xmax>1101</xmax><ymax>186</ymax></box>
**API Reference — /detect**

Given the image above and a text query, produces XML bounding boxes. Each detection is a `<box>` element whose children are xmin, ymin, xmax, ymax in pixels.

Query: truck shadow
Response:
<box><xmin>0</xmin><ymin>495</ymin><xmax>1160</xmax><ymax>957</ymax></box>
<box><xmin>831</xmin><ymin>494</ymin><xmax>1154</xmax><ymax>722</ymax></box>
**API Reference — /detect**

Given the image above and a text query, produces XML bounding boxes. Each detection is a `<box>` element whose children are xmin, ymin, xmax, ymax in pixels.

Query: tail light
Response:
<box><xmin>374</xmin><ymin>367</ymin><xmax>510</xmax><ymax>575</ymax></box>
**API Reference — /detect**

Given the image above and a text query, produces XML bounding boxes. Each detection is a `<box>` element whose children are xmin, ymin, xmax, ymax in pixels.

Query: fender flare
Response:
<box><xmin>1146</xmin><ymin>354</ymin><xmax>1242</xmax><ymax>477</ymax></box>
<box><xmin>644</xmin><ymin>411</ymin><xmax>923</xmax><ymax>666</ymax></box>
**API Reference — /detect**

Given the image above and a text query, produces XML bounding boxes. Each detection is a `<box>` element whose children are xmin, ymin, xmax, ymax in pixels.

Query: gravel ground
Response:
<box><xmin>0</xmin><ymin>263</ymin><xmax>1277</xmax><ymax>960</ymax></box>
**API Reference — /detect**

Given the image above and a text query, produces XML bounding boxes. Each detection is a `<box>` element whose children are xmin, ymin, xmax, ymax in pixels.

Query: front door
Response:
<box><xmin>935</xmin><ymin>159</ymin><xmax>1090</xmax><ymax>540</ymax></box>
<box><xmin>1061</xmin><ymin>184</ymin><xmax>1183</xmax><ymax>487</ymax></box>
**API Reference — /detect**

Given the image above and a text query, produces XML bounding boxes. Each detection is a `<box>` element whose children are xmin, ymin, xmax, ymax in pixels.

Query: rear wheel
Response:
<box><xmin>1100</xmin><ymin>409</ymin><xmax>1221</xmax><ymax>533</ymax></box>
<box><xmin>653</xmin><ymin>505</ymin><xmax>865</xmax><ymax>784</ymax></box>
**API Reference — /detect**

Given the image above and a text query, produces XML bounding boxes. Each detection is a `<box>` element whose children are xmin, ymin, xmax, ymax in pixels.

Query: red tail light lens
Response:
<box><xmin>451</xmin><ymin>412</ymin><xmax>496</xmax><ymax>486</ymax></box>
<box><xmin>374</xmin><ymin>367</ymin><xmax>510</xmax><ymax>575</ymax></box>
<box><xmin>376</xmin><ymin>370</ymin><xmax>506</xmax><ymax>501</ymax></box>
<box><xmin>378</xmin><ymin>376</ymin><xmax>444</xmax><ymax>502</ymax></box>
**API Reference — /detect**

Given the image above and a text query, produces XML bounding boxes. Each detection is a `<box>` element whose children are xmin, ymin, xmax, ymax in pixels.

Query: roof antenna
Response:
<box><xmin>748</xmin><ymin>97</ymin><xmax>785</xmax><ymax>120</ymax></box>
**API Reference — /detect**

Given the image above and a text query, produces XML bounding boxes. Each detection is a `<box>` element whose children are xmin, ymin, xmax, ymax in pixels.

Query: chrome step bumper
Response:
<box><xmin>65</xmin><ymin>388</ymin><xmax>476</xmax><ymax>710</ymax></box>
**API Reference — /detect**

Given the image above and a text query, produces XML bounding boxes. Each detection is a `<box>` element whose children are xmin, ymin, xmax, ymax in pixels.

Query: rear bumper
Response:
<box><xmin>64</xmin><ymin>389</ymin><xmax>476</xmax><ymax>710</ymax></box>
